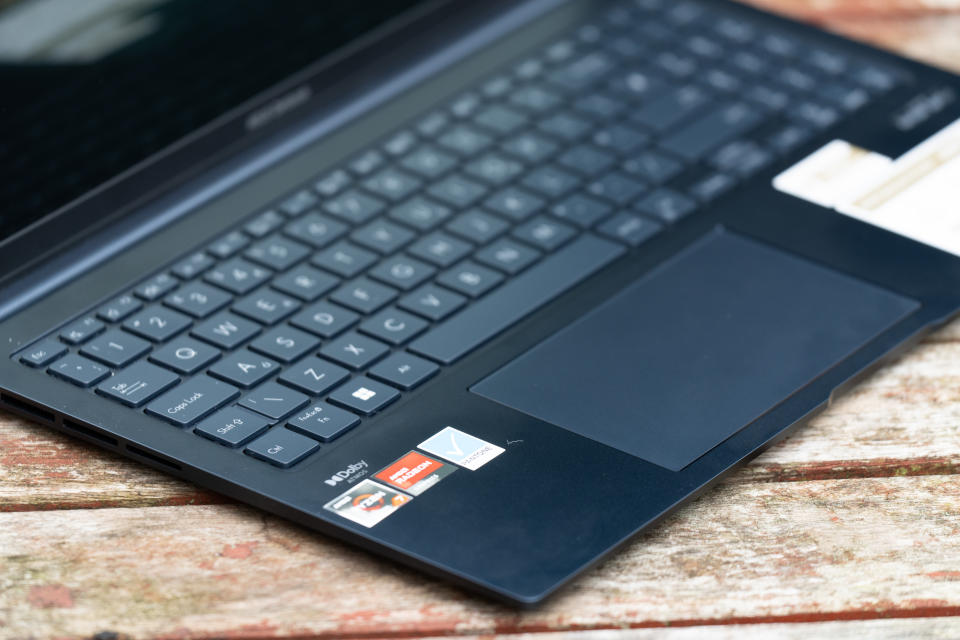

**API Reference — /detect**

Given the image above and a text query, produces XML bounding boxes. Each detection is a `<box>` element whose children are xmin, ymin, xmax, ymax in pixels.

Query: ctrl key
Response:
<box><xmin>246</xmin><ymin>427</ymin><xmax>320</xmax><ymax>468</ymax></box>
<box><xmin>145</xmin><ymin>377</ymin><xmax>240</xmax><ymax>426</ymax></box>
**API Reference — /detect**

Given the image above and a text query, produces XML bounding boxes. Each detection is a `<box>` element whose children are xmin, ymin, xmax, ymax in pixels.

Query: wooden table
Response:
<box><xmin>3</xmin><ymin>1</ymin><xmax>960</xmax><ymax>637</ymax></box>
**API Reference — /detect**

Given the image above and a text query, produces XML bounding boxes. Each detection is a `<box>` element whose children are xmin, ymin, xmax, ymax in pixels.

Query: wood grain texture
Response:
<box><xmin>2</xmin><ymin>475</ymin><xmax>960</xmax><ymax>638</ymax></box>
<box><xmin>2</xmin><ymin>2</ymin><xmax>960</xmax><ymax>638</ymax></box>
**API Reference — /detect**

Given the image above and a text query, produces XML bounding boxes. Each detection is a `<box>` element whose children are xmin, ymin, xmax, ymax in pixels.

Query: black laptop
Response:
<box><xmin>3</xmin><ymin>0</ymin><xmax>960</xmax><ymax>605</ymax></box>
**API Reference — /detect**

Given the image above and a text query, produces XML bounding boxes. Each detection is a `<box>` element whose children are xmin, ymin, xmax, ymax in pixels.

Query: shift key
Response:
<box><xmin>146</xmin><ymin>377</ymin><xmax>240</xmax><ymax>426</ymax></box>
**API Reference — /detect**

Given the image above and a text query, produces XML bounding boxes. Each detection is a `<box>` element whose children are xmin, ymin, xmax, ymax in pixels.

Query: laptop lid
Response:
<box><xmin>0</xmin><ymin>0</ymin><xmax>452</xmax><ymax>287</ymax></box>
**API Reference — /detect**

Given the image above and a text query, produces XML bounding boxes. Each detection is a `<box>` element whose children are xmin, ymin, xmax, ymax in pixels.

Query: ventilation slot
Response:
<box><xmin>62</xmin><ymin>419</ymin><xmax>118</xmax><ymax>446</ymax></box>
<box><xmin>126</xmin><ymin>445</ymin><xmax>181</xmax><ymax>471</ymax></box>
<box><xmin>1</xmin><ymin>393</ymin><xmax>54</xmax><ymax>423</ymax></box>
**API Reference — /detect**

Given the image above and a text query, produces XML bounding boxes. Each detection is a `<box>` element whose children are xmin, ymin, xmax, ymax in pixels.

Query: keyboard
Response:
<box><xmin>15</xmin><ymin>0</ymin><xmax>906</xmax><ymax>469</ymax></box>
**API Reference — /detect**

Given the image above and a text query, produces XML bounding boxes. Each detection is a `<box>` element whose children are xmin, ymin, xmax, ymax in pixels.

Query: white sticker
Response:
<box><xmin>418</xmin><ymin>426</ymin><xmax>504</xmax><ymax>471</ymax></box>
<box><xmin>773</xmin><ymin>117</ymin><xmax>960</xmax><ymax>256</ymax></box>
<box><xmin>323</xmin><ymin>479</ymin><xmax>411</xmax><ymax>528</ymax></box>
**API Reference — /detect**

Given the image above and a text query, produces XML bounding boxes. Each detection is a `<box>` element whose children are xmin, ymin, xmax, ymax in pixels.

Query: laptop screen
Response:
<box><xmin>0</xmin><ymin>0</ymin><xmax>429</xmax><ymax>244</ymax></box>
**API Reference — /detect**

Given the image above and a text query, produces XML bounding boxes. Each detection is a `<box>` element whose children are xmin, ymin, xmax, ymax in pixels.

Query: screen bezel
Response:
<box><xmin>0</xmin><ymin>0</ymin><xmax>474</xmax><ymax>286</ymax></box>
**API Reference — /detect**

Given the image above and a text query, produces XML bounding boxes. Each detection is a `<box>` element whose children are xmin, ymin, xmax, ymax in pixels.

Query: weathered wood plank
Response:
<box><xmin>1</xmin><ymin>475</ymin><xmax>959</xmax><ymax>639</ymax></box>
<box><xmin>748</xmin><ymin>1</ymin><xmax>960</xmax><ymax>73</ymax></box>
<box><xmin>5</xmin><ymin>329</ymin><xmax>960</xmax><ymax>510</ymax></box>
<box><xmin>444</xmin><ymin>617</ymin><xmax>960</xmax><ymax>640</ymax></box>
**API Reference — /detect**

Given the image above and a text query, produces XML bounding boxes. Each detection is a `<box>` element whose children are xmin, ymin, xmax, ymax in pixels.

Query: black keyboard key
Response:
<box><xmin>548</xmin><ymin>51</ymin><xmax>616</xmax><ymax>90</ymax></box>
<box><xmin>438</xmin><ymin>261</ymin><xmax>504</xmax><ymax>298</ymax></box>
<box><xmin>416</xmin><ymin>110</ymin><xmax>449</xmax><ymax>137</ymax></box>
<box><xmin>315</xmin><ymin>168</ymin><xmax>352</xmax><ymax>196</ymax></box>
<box><xmin>852</xmin><ymin>64</ymin><xmax>900</xmax><ymax>92</ymax></box>
<box><xmin>271</xmin><ymin>265</ymin><xmax>339</xmax><ymax>302</ymax></box>
<box><xmin>363</xmin><ymin>168</ymin><xmax>422</xmax><ymax>202</ymax></box>
<box><xmin>474</xmin><ymin>104</ymin><xmax>528</xmax><ymax>134</ymax></box>
<box><xmin>687</xmin><ymin>171</ymin><xmax>737</xmax><ymax>203</ymax></box>
<box><xmin>80</xmin><ymin>330</ymin><xmax>151</xmax><ymax>367</ymax></box>
<box><xmin>134</xmin><ymin>273</ymin><xmax>178</xmax><ymax>301</ymax></box>
<box><xmin>49</xmin><ymin>354</ymin><xmax>110</xmax><ymax>387</ymax></box>
<box><xmin>349</xmin><ymin>149</ymin><xmax>385</xmax><ymax>175</ymax></box>
<box><xmin>324</xmin><ymin>189</ymin><xmax>385</xmax><ymax>225</ymax></box>
<box><xmin>328</xmin><ymin>377</ymin><xmax>400</xmax><ymax>416</ymax></box>
<box><xmin>557</xmin><ymin>145</ymin><xmax>616</xmax><ymax>177</ymax></box>
<box><xmin>320</xmin><ymin>332</ymin><xmax>390</xmax><ymax>370</ymax></box>
<box><xmin>522</xmin><ymin>165</ymin><xmax>582</xmax><ymax>199</ymax></box>
<box><xmin>278</xmin><ymin>356</ymin><xmax>349</xmax><ymax>395</ymax></box>
<box><xmin>389</xmin><ymin>197</ymin><xmax>451</xmax><ymax>231</ymax></box>
<box><xmin>622</xmin><ymin>150</ymin><xmax>683</xmax><ymax>185</ymax></box>
<box><xmin>369</xmin><ymin>353</ymin><xmax>439</xmax><ymax>390</ymax></box>
<box><xmin>598</xmin><ymin>212</ymin><xmax>664</xmax><ymax>246</ymax></box>
<box><xmin>150</xmin><ymin>339</ymin><xmax>221</xmax><ymax>375</ymax></box>
<box><xmin>768</xmin><ymin>123</ymin><xmax>813</xmax><ymax>155</ymax></box>
<box><xmin>165</xmin><ymin>283</ymin><xmax>231</xmax><ymax>318</ymax></box>
<box><xmin>819</xmin><ymin>83</ymin><xmax>870</xmax><ymax>112</ymax></box>
<box><xmin>591</xmin><ymin>124</ymin><xmax>649</xmax><ymax>154</ymax></box>
<box><xmin>484</xmin><ymin>187</ymin><xmax>545</xmax><ymax>221</ymax></box>
<box><xmin>284</xmin><ymin>212</ymin><xmax>348</xmax><ymax>249</ymax></box>
<box><xmin>635</xmin><ymin>188</ymin><xmax>698</xmax><ymax>223</ymax></box>
<box><xmin>240</xmin><ymin>382</ymin><xmax>309</xmax><ymax>420</ymax></box>
<box><xmin>245</xmin><ymin>427</ymin><xmax>319</xmax><ymax>468</ymax></box>
<box><xmin>312</xmin><ymin>241</ymin><xmax>378</xmax><ymax>278</ymax></box>
<box><xmin>790</xmin><ymin>101</ymin><xmax>840</xmax><ymax>129</ymax></box>
<box><xmin>123</xmin><ymin>306</ymin><xmax>191</xmax><ymax>342</ymax></box>
<box><xmin>410</xmin><ymin>234</ymin><xmax>623</xmax><ymax>364</ymax></box>
<box><xmin>475</xmin><ymin>238</ymin><xmax>541</xmax><ymax>274</ymax></box>
<box><xmin>145</xmin><ymin>377</ymin><xmax>240</xmax><ymax>426</ymax></box>
<box><xmin>279</xmin><ymin>189</ymin><xmax>318</xmax><ymax>216</ymax></box>
<box><xmin>207</xmin><ymin>231</ymin><xmax>249</xmax><ymax>259</ymax></box>
<box><xmin>710</xmin><ymin>140</ymin><xmax>773</xmax><ymax>178</ymax></box>
<box><xmin>97</xmin><ymin>294</ymin><xmax>142</xmax><ymax>323</ymax></box>
<box><xmin>446</xmin><ymin>210</ymin><xmax>508</xmax><ymax>244</ymax></box>
<box><xmin>660</xmin><ymin>102</ymin><xmax>762</xmax><ymax>161</ymax></box>
<box><xmin>537</xmin><ymin>111</ymin><xmax>592</xmax><ymax>142</ymax></box>
<box><xmin>632</xmin><ymin>85</ymin><xmax>710</xmax><ymax>133</ymax></box>
<box><xmin>398</xmin><ymin>284</ymin><xmax>467</xmax><ymax>321</ymax></box>
<box><xmin>427</xmin><ymin>174</ymin><xmax>488</xmax><ymax>209</ymax></box>
<box><xmin>369</xmin><ymin>256</ymin><xmax>436</xmax><ymax>291</ymax></box>
<box><xmin>286</xmin><ymin>403</ymin><xmax>360</xmax><ymax>442</ymax></box>
<box><xmin>351</xmin><ymin>219</ymin><xmax>415</xmax><ymax>255</ymax></box>
<box><xmin>465</xmin><ymin>154</ymin><xmax>525</xmax><ymax>186</ymax></box>
<box><xmin>244</xmin><ymin>235</ymin><xmax>310</xmax><ymax>271</ymax></box>
<box><xmin>588</xmin><ymin>172</ymin><xmax>647</xmax><ymax>206</ymax></box>
<box><xmin>513</xmin><ymin>216</ymin><xmax>576</xmax><ymax>252</ymax></box>
<box><xmin>382</xmin><ymin>130</ymin><xmax>418</xmax><ymax>156</ymax></box>
<box><xmin>509</xmin><ymin>85</ymin><xmax>562</xmax><ymax>113</ymax></box>
<box><xmin>438</xmin><ymin>125</ymin><xmax>493</xmax><ymax>156</ymax></box>
<box><xmin>249</xmin><ymin>326</ymin><xmax>321</xmax><ymax>363</ymax></box>
<box><xmin>195</xmin><ymin>406</ymin><xmax>270</xmax><ymax>447</ymax></box>
<box><xmin>407</xmin><ymin>232</ymin><xmax>472</xmax><ymax>268</ymax></box>
<box><xmin>400</xmin><ymin>146</ymin><xmax>458</xmax><ymax>179</ymax></box>
<box><xmin>19</xmin><ymin>339</ymin><xmax>67</xmax><ymax>367</ymax></box>
<box><xmin>60</xmin><ymin>316</ymin><xmax>105</xmax><ymax>345</ymax></box>
<box><xmin>290</xmin><ymin>302</ymin><xmax>359</xmax><ymax>339</ymax></box>
<box><xmin>204</xmin><ymin>258</ymin><xmax>272</xmax><ymax>296</ymax></box>
<box><xmin>501</xmin><ymin>132</ymin><xmax>558</xmax><ymax>163</ymax></box>
<box><xmin>208</xmin><ymin>350</ymin><xmax>280</xmax><ymax>388</ymax></box>
<box><xmin>778</xmin><ymin>66</ymin><xmax>817</xmax><ymax>92</ymax></box>
<box><xmin>172</xmin><ymin>252</ymin><xmax>215</xmax><ymax>279</ymax></box>
<box><xmin>359</xmin><ymin>308</ymin><xmax>429</xmax><ymax>346</ymax></box>
<box><xmin>191</xmin><ymin>313</ymin><xmax>261</xmax><ymax>350</ymax></box>
<box><xmin>573</xmin><ymin>93</ymin><xmax>626</xmax><ymax>120</ymax></box>
<box><xmin>244</xmin><ymin>210</ymin><xmax>285</xmax><ymax>238</ymax></box>
<box><xmin>233</xmin><ymin>288</ymin><xmax>300</xmax><ymax>325</ymax></box>
<box><xmin>746</xmin><ymin>84</ymin><xmax>790</xmax><ymax>112</ymax></box>
<box><xmin>330</xmin><ymin>278</ymin><xmax>398</xmax><ymax>315</ymax></box>
<box><xmin>550</xmin><ymin>194</ymin><xmax>612</xmax><ymax>228</ymax></box>
<box><xmin>96</xmin><ymin>361</ymin><xmax>179</xmax><ymax>407</ymax></box>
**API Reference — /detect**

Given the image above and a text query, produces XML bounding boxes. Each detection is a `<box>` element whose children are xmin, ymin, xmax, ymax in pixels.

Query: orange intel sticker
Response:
<box><xmin>375</xmin><ymin>451</ymin><xmax>456</xmax><ymax>496</ymax></box>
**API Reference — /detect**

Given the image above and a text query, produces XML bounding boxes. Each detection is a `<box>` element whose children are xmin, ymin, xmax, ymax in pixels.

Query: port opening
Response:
<box><xmin>126</xmin><ymin>445</ymin><xmax>181</xmax><ymax>471</ymax></box>
<box><xmin>1</xmin><ymin>393</ymin><xmax>54</xmax><ymax>423</ymax></box>
<box><xmin>61</xmin><ymin>419</ymin><xmax>118</xmax><ymax>446</ymax></box>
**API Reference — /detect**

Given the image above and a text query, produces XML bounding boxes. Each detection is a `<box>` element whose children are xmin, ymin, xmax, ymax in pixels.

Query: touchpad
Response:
<box><xmin>471</xmin><ymin>229</ymin><xmax>918</xmax><ymax>471</ymax></box>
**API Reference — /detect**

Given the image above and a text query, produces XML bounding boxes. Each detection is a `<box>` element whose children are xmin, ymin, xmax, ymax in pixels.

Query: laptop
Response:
<box><xmin>2</xmin><ymin>0</ymin><xmax>960</xmax><ymax>606</ymax></box>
